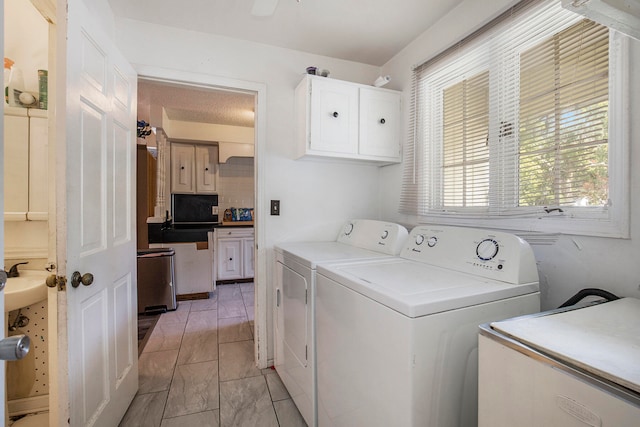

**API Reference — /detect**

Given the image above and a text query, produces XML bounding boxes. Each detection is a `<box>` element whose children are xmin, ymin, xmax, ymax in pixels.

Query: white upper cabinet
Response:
<box><xmin>308</xmin><ymin>77</ymin><xmax>359</xmax><ymax>154</ymax></box>
<box><xmin>295</xmin><ymin>75</ymin><xmax>401</xmax><ymax>164</ymax></box>
<box><xmin>171</xmin><ymin>142</ymin><xmax>218</xmax><ymax>194</ymax></box>
<box><xmin>359</xmin><ymin>87</ymin><xmax>401</xmax><ymax>159</ymax></box>
<box><xmin>195</xmin><ymin>145</ymin><xmax>218</xmax><ymax>193</ymax></box>
<box><xmin>4</xmin><ymin>107</ymin><xmax>49</xmax><ymax>221</ymax></box>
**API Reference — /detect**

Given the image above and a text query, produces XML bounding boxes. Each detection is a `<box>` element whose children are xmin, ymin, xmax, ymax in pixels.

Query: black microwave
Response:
<box><xmin>172</xmin><ymin>194</ymin><xmax>219</xmax><ymax>224</ymax></box>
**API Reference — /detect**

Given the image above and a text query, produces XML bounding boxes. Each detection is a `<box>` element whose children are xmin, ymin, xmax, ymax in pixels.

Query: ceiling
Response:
<box><xmin>108</xmin><ymin>0</ymin><xmax>465</xmax><ymax>67</ymax></box>
<box><xmin>138</xmin><ymin>80</ymin><xmax>256</xmax><ymax>128</ymax></box>
<box><xmin>129</xmin><ymin>0</ymin><xmax>465</xmax><ymax>128</ymax></box>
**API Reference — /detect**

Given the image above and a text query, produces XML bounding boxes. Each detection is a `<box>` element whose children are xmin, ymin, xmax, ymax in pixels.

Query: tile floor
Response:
<box><xmin>120</xmin><ymin>282</ymin><xmax>307</xmax><ymax>427</ymax></box>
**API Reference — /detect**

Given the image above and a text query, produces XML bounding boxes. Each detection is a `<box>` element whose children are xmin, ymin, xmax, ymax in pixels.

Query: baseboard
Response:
<box><xmin>177</xmin><ymin>292</ymin><xmax>210</xmax><ymax>301</ymax></box>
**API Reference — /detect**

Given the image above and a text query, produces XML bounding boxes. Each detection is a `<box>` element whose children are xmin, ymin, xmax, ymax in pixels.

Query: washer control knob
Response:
<box><xmin>415</xmin><ymin>234</ymin><xmax>425</xmax><ymax>245</ymax></box>
<box><xmin>381</xmin><ymin>230</ymin><xmax>389</xmax><ymax>239</ymax></box>
<box><xmin>476</xmin><ymin>239</ymin><xmax>499</xmax><ymax>261</ymax></box>
<box><xmin>427</xmin><ymin>236</ymin><xmax>438</xmax><ymax>247</ymax></box>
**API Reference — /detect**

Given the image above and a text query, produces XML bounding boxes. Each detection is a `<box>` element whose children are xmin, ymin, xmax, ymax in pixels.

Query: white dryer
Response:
<box><xmin>274</xmin><ymin>219</ymin><xmax>409</xmax><ymax>427</ymax></box>
<box><xmin>315</xmin><ymin>225</ymin><xmax>541</xmax><ymax>427</ymax></box>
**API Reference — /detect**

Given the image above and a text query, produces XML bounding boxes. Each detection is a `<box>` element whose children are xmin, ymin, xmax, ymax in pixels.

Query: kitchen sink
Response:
<box><xmin>5</xmin><ymin>270</ymin><xmax>49</xmax><ymax>312</ymax></box>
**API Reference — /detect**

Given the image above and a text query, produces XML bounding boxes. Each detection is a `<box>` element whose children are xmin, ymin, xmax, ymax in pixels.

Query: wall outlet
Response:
<box><xmin>212</xmin><ymin>206</ymin><xmax>219</xmax><ymax>215</ymax></box>
<box><xmin>270</xmin><ymin>200</ymin><xmax>280</xmax><ymax>216</ymax></box>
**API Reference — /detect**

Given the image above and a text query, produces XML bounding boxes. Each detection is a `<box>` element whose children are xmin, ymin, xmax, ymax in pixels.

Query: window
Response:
<box><xmin>401</xmin><ymin>0</ymin><xmax>629</xmax><ymax>237</ymax></box>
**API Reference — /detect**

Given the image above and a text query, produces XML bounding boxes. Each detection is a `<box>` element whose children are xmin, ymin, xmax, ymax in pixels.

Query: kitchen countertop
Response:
<box><xmin>148</xmin><ymin>222</ymin><xmax>253</xmax><ymax>243</ymax></box>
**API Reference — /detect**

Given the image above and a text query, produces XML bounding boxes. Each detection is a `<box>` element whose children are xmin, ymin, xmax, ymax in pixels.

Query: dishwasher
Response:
<box><xmin>137</xmin><ymin>248</ymin><xmax>178</xmax><ymax>314</ymax></box>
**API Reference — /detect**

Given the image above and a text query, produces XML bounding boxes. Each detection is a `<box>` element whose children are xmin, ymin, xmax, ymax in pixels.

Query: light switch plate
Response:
<box><xmin>270</xmin><ymin>200</ymin><xmax>280</xmax><ymax>216</ymax></box>
<box><xmin>212</xmin><ymin>206</ymin><xmax>219</xmax><ymax>215</ymax></box>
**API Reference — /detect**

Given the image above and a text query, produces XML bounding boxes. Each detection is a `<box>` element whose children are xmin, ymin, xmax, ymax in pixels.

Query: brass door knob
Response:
<box><xmin>71</xmin><ymin>271</ymin><xmax>94</xmax><ymax>288</ymax></box>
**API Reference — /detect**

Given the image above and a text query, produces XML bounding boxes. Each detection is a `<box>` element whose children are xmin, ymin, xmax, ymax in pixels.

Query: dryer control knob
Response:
<box><xmin>381</xmin><ymin>230</ymin><xmax>389</xmax><ymax>239</ymax></box>
<box><xmin>427</xmin><ymin>236</ymin><xmax>438</xmax><ymax>247</ymax></box>
<box><xmin>415</xmin><ymin>234</ymin><xmax>425</xmax><ymax>245</ymax></box>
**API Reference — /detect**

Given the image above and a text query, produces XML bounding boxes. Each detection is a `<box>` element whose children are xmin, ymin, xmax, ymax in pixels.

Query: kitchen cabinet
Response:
<box><xmin>150</xmin><ymin>240</ymin><xmax>214</xmax><ymax>295</ymax></box>
<box><xmin>214</xmin><ymin>227</ymin><xmax>254</xmax><ymax>282</ymax></box>
<box><xmin>170</xmin><ymin>142</ymin><xmax>218</xmax><ymax>194</ymax></box>
<box><xmin>4</xmin><ymin>107</ymin><xmax>48</xmax><ymax>221</ymax></box>
<box><xmin>295</xmin><ymin>75</ymin><xmax>401</xmax><ymax>164</ymax></box>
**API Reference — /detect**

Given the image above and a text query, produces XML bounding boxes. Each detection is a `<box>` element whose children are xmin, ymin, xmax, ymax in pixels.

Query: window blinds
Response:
<box><xmin>400</xmin><ymin>0</ymin><xmax>610</xmax><ymax>217</ymax></box>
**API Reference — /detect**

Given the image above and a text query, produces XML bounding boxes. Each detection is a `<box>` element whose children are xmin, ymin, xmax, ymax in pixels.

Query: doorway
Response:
<box><xmin>135</xmin><ymin>74</ymin><xmax>268</xmax><ymax>367</ymax></box>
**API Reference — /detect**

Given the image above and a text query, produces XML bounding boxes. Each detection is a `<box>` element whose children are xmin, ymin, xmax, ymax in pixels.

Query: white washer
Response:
<box><xmin>315</xmin><ymin>225</ymin><xmax>541</xmax><ymax>427</ymax></box>
<box><xmin>274</xmin><ymin>219</ymin><xmax>409</xmax><ymax>427</ymax></box>
<box><xmin>479</xmin><ymin>298</ymin><xmax>640</xmax><ymax>427</ymax></box>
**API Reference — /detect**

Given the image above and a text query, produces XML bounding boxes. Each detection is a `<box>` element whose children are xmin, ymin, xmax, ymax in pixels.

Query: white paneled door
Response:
<box><xmin>61</xmin><ymin>1</ymin><xmax>138</xmax><ymax>426</ymax></box>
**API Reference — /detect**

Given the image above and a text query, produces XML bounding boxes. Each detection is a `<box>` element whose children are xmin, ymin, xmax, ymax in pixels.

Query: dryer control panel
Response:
<box><xmin>401</xmin><ymin>225</ymin><xmax>539</xmax><ymax>285</ymax></box>
<box><xmin>336</xmin><ymin>219</ymin><xmax>408</xmax><ymax>256</ymax></box>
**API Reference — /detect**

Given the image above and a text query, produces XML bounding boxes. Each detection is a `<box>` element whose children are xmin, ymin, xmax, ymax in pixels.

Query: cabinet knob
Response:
<box><xmin>380</xmin><ymin>118</ymin><xmax>386</xmax><ymax>124</ymax></box>
<box><xmin>181</xmin><ymin>166</ymin><xmax>185</xmax><ymax>170</ymax></box>
<box><xmin>332</xmin><ymin>111</ymin><xmax>339</xmax><ymax>118</ymax></box>
<box><xmin>205</xmin><ymin>167</ymin><xmax>209</xmax><ymax>171</ymax></box>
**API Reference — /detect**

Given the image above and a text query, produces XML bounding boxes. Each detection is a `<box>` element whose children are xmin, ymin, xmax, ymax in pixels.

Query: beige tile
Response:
<box><xmin>242</xmin><ymin>292</ymin><xmax>255</xmax><ymax>308</ymax></box>
<box><xmin>217</xmin><ymin>283</ymin><xmax>242</xmax><ymax>300</ymax></box>
<box><xmin>239</xmin><ymin>282</ymin><xmax>254</xmax><ymax>294</ymax></box>
<box><xmin>265</xmin><ymin>372</ymin><xmax>290</xmax><ymax>401</ymax></box>
<box><xmin>190</xmin><ymin>295</ymin><xmax>218</xmax><ymax>312</ymax></box>
<box><xmin>164</xmin><ymin>361</ymin><xmax>220</xmax><ymax>418</ymax></box>
<box><xmin>177</xmin><ymin>330</ymin><xmax>218</xmax><ymax>365</ymax></box>
<box><xmin>218</xmin><ymin>316</ymin><xmax>252</xmax><ymax>344</ymax></box>
<box><xmin>273</xmin><ymin>399</ymin><xmax>307</xmax><ymax>427</ymax></box>
<box><xmin>156</xmin><ymin>305</ymin><xmax>190</xmax><ymax>327</ymax></box>
<box><xmin>219</xmin><ymin>340</ymin><xmax>261</xmax><ymax>381</ymax></box>
<box><xmin>138</xmin><ymin>349</ymin><xmax>179</xmax><ymax>394</ymax></box>
<box><xmin>119</xmin><ymin>391</ymin><xmax>168</xmax><ymax>427</ymax></box>
<box><xmin>185</xmin><ymin>310</ymin><xmax>218</xmax><ymax>332</ymax></box>
<box><xmin>245</xmin><ymin>302</ymin><xmax>255</xmax><ymax>322</ymax></box>
<box><xmin>143</xmin><ymin>321</ymin><xmax>185</xmax><ymax>353</ymax></box>
<box><xmin>218</xmin><ymin>299</ymin><xmax>247</xmax><ymax>319</ymax></box>
<box><xmin>220</xmin><ymin>376</ymin><xmax>279</xmax><ymax>427</ymax></box>
<box><xmin>160</xmin><ymin>410</ymin><xmax>219</xmax><ymax>427</ymax></box>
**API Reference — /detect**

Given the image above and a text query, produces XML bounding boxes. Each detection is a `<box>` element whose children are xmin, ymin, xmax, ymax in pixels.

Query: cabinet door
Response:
<box><xmin>243</xmin><ymin>238</ymin><xmax>255</xmax><ymax>279</ymax></box>
<box><xmin>171</xmin><ymin>143</ymin><xmax>195</xmax><ymax>193</ymax></box>
<box><xmin>4</xmin><ymin>114</ymin><xmax>29</xmax><ymax>217</ymax></box>
<box><xmin>195</xmin><ymin>145</ymin><xmax>218</xmax><ymax>193</ymax></box>
<box><xmin>359</xmin><ymin>87</ymin><xmax>401</xmax><ymax>159</ymax></box>
<box><xmin>309</xmin><ymin>78</ymin><xmax>359</xmax><ymax>154</ymax></box>
<box><xmin>217</xmin><ymin>238</ymin><xmax>243</xmax><ymax>280</ymax></box>
<box><xmin>28</xmin><ymin>115</ymin><xmax>49</xmax><ymax>218</ymax></box>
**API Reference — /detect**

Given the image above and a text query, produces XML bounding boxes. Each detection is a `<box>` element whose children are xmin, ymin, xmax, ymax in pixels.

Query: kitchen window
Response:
<box><xmin>400</xmin><ymin>0</ymin><xmax>630</xmax><ymax>238</ymax></box>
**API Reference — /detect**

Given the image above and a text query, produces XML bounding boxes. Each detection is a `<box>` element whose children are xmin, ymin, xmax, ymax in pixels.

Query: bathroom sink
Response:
<box><xmin>4</xmin><ymin>270</ymin><xmax>49</xmax><ymax>312</ymax></box>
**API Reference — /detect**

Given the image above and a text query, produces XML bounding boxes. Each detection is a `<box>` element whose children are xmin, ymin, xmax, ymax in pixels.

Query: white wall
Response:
<box><xmin>113</xmin><ymin>18</ymin><xmax>383</xmax><ymax>361</ymax></box>
<box><xmin>380</xmin><ymin>0</ymin><xmax>640</xmax><ymax>310</ymax></box>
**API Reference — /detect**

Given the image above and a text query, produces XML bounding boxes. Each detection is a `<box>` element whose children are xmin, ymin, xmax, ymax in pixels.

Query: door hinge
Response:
<box><xmin>46</xmin><ymin>274</ymin><xmax>67</xmax><ymax>292</ymax></box>
<box><xmin>305</xmin><ymin>345</ymin><xmax>308</xmax><ymax>361</ymax></box>
<box><xmin>305</xmin><ymin>289</ymin><xmax>308</xmax><ymax>305</ymax></box>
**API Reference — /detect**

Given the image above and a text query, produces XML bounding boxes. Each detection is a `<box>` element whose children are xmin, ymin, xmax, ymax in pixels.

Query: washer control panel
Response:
<box><xmin>401</xmin><ymin>225</ymin><xmax>538</xmax><ymax>285</ymax></box>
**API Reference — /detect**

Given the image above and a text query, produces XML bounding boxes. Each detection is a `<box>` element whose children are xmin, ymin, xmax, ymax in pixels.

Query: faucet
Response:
<box><xmin>6</xmin><ymin>262</ymin><xmax>28</xmax><ymax>278</ymax></box>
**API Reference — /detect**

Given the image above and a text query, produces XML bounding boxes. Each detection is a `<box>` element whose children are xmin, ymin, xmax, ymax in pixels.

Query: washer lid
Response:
<box><xmin>491</xmin><ymin>297</ymin><xmax>640</xmax><ymax>394</ymax></box>
<box><xmin>275</xmin><ymin>241</ymin><xmax>395</xmax><ymax>269</ymax></box>
<box><xmin>316</xmin><ymin>258</ymin><xmax>539</xmax><ymax>318</ymax></box>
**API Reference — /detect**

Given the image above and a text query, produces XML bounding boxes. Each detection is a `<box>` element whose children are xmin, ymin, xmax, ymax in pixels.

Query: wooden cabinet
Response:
<box><xmin>170</xmin><ymin>142</ymin><xmax>218</xmax><ymax>194</ymax></box>
<box><xmin>295</xmin><ymin>75</ymin><xmax>401</xmax><ymax>164</ymax></box>
<box><xmin>4</xmin><ymin>107</ymin><xmax>48</xmax><ymax>221</ymax></box>
<box><xmin>214</xmin><ymin>227</ymin><xmax>255</xmax><ymax>282</ymax></box>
